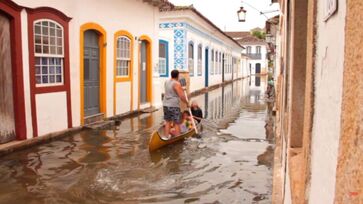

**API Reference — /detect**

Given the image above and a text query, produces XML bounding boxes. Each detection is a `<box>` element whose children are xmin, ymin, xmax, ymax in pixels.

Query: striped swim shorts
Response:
<box><xmin>163</xmin><ymin>106</ymin><xmax>181</xmax><ymax>124</ymax></box>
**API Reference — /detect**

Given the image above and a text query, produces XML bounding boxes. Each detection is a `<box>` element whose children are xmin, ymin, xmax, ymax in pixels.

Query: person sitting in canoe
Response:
<box><xmin>190</xmin><ymin>101</ymin><xmax>203</xmax><ymax>123</ymax></box>
<box><xmin>180</xmin><ymin>111</ymin><xmax>193</xmax><ymax>133</ymax></box>
<box><xmin>163</xmin><ymin>70</ymin><xmax>189</xmax><ymax>138</ymax></box>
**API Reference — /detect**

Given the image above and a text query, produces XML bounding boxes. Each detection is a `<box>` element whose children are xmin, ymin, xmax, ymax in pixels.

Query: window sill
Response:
<box><xmin>34</xmin><ymin>84</ymin><xmax>67</xmax><ymax>94</ymax></box>
<box><xmin>115</xmin><ymin>77</ymin><xmax>132</xmax><ymax>82</ymax></box>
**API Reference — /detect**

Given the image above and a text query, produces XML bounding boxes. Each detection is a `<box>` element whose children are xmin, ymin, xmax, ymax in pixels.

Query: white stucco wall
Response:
<box><xmin>240</xmin><ymin>57</ymin><xmax>249</xmax><ymax>78</ymax></box>
<box><xmin>20</xmin><ymin>10</ymin><xmax>33</xmax><ymax>139</ymax></box>
<box><xmin>36</xmin><ymin>92</ymin><xmax>68</xmax><ymax>136</ymax></box>
<box><xmin>14</xmin><ymin>0</ymin><xmax>160</xmax><ymax>132</ymax></box>
<box><xmin>115</xmin><ymin>82</ymin><xmax>131</xmax><ymax>115</ymax></box>
<box><xmin>308</xmin><ymin>0</ymin><xmax>346</xmax><ymax>203</ymax></box>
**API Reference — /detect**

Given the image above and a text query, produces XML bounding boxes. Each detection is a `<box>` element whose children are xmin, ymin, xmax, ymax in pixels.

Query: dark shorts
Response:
<box><xmin>163</xmin><ymin>106</ymin><xmax>181</xmax><ymax>124</ymax></box>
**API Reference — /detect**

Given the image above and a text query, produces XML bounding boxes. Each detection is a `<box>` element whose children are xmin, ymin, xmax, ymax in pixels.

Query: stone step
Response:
<box><xmin>140</xmin><ymin>106</ymin><xmax>158</xmax><ymax>113</ymax></box>
<box><xmin>84</xmin><ymin>113</ymin><xmax>104</xmax><ymax>125</ymax></box>
<box><xmin>85</xmin><ymin>120</ymin><xmax>115</xmax><ymax>130</ymax></box>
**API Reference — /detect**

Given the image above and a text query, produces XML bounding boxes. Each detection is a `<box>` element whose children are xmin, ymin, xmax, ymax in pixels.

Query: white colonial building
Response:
<box><xmin>158</xmin><ymin>6</ymin><xmax>244</xmax><ymax>94</ymax></box>
<box><xmin>226</xmin><ymin>32</ymin><xmax>268</xmax><ymax>75</ymax></box>
<box><xmin>0</xmin><ymin>0</ymin><xmax>173</xmax><ymax>142</ymax></box>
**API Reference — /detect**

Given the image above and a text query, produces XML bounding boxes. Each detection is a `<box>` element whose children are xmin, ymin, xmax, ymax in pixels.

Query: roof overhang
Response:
<box><xmin>143</xmin><ymin>0</ymin><xmax>174</xmax><ymax>9</ymax></box>
<box><xmin>161</xmin><ymin>6</ymin><xmax>244</xmax><ymax>50</ymax></box>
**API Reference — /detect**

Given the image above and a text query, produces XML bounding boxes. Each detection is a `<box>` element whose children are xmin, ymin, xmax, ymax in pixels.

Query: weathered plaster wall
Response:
<box><xmin>334</xmin><ymin>0</ymin><xmax>363</xmax><ymax>203</ymax></box>
<box><xmin>308</xmin><ymin>0</ymin><xmax>346</xmax><ymax>203</ymax></box>
<box><xmin>300</xmin><ymin>0</ymin><xmax>317</xmax><ymax>202</ymax></box>
<box><xmin>287</xmin><ymin>0</ymin><xmax>307</xmax><ymax>148</ymax></box>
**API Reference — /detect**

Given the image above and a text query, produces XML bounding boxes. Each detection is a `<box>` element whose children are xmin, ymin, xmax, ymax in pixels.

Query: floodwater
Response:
<box><xmin>0</xmin><ymin>76</ymin><xmax>274</xmax><ymax>204</ymax></box>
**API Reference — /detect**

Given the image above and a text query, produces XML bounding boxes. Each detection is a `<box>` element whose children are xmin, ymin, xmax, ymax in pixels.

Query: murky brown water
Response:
<box><xmin>0</xmin><ymin>77</ymin><xmax>274</xmax><ymax>204</ymax></box>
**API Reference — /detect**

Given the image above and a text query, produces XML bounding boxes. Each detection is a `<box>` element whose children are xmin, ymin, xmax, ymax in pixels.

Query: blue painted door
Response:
<box><xmin>205</xmin><ymin>48</ymin><xmax>209</xmax><ymax>87</ymax></box>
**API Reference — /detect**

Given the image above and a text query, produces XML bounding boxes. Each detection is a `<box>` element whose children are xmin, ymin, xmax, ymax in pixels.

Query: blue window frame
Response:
<box><xmin>158</xmin><ymin>40</ymin><xmax>169</xmax><ymax>77</ymax></box>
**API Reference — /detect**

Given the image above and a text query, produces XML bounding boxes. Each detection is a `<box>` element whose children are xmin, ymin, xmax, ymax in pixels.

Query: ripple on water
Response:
<box><xmin>0</xmin><ymin>78</ymin><xmax>273</xmax><ymax>203</ymax></box>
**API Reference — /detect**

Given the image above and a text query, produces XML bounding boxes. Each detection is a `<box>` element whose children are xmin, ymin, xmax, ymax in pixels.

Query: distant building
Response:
<box><xmin>265</xmin><ymin>15</ymin><xmax>280</xmax><ymax>78</ymax></box>
<box><xmin>226</xmin><ymin>32</ymin><xmax>268</xmax><ymax>75</ymax></box>
<box><xmin>158</xmin><ymin>5</ymin><xmax>244</xmax><ymax>94</ymax></box>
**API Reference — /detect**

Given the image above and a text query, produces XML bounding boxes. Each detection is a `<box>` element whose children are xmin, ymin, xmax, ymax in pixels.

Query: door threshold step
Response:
<box><xmin>84</xmin><ymin>113</ymin><xmax>104</xmax><ymax>120</ymax></box>
<box><xmin>84</xmin><ymin>113</ymin><xmax>105</xmax><ymax>125</ymax></box>
<box><xmin>85</xmin><ymin>120</ymin><xmax>115</xmax><ymax>130</ymax></box>
<box><xmin>140</xmin><ymin>106</ymin><xmax>158</xmax><ymax>113</ymax></box>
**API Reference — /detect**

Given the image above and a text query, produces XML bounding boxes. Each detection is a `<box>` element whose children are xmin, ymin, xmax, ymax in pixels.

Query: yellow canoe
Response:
<box><xmin>149</xmin><ymin>125</ymin><xmax>199</xmax><ymax>152</ymax></box>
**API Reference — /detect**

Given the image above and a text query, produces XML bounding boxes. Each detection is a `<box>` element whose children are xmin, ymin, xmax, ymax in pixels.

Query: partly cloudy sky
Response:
<box><xmin>168</xmin><ymin>0</ymin><xmax>280</xmax><ymax>31</ymax></box>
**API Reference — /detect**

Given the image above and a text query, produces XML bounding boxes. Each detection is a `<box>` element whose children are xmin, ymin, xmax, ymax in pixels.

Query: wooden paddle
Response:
<box><xmin>179</xmin><ymin>78</ymin><xmax>198</xmax><ymax>134</ymax></box>
<box><xmin>192</xmin><ymin>116</ymin><xmax>218</xmax><ymax>129</ymax></box>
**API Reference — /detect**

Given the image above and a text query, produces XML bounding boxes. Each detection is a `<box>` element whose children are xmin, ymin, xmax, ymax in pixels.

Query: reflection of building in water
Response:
<box><xmin>78</xmin><ymin>131</ymin><xmax>111</xmax><ymax>164</ymax></box>
<box><xmin>191</xmin><ymin>80</ymin><xmax>244</xmax><ymax>121</ymax></box>
<box><xmin>237</xmin><ymin>76</ymin><xmax>267</xmax><ymax>112</ymax></box>
<box><xmin>249</xmin><ymin>75</ymin><xmax>267</xmax><ymax>91</ymax></box>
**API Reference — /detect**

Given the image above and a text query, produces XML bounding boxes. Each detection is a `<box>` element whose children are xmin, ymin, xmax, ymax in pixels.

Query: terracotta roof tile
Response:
<box><xmin>143</xmin><ymin>0</ymin><xmax>175</xmax><ymax>9</ymax></box>
<box><xmin>225</xmin><ymin>31</ymin><xmax>266</xmax><ymax>44</ymax></box>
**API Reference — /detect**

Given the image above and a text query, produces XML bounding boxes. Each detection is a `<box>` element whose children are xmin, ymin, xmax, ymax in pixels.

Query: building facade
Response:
<box><xmin>226</xmin><ymin>32</ymin><xmax>268</xmax><ymax>76</ymax></box>
<box><xmin>158</xmin><ymin>6</ymin><xmax>244</xmax><ymax>94</ymax></box>
<box><xmin>272</xmin><ymin>0</ymin><xmax>363</xmax><ymax>203</ymax></box>
<box><xmin>0</xmin><ymin>0</ymin><xmax>172</xmax><ymax>142</ymax></box>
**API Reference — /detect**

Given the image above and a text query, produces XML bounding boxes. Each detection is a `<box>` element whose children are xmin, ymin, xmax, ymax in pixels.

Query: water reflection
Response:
<box><xmin>0</xmin><ymin>77</ymin><xmax>274</xmax><ymax>204</ymax></box>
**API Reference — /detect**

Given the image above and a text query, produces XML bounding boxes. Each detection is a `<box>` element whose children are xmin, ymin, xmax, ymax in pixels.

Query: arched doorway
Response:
<box><xmin>84</xmin><ymin>30</ymin><xmax>100</xmax><ymax>117</ymax></box>
<box><xmin>80</xmin><ymin>23</ymin><xmax>107</xmax><ymax>125</ymax></box>
<box><xmin>139</xmin><ymin>36</ymin><xmax>152</xmax><ymax>108</ymax></box>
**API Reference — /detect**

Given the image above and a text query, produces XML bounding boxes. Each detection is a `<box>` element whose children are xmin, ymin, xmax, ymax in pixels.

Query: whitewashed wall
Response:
<box><xmin>20</xmin><ymin>10</ymin><xmax>33</xmax><ymax>138</ymax></box>
<box><xmin>36</xmin><ymin>92</ymin><xmax>68</xmax><ymax>136</ymax></box>
<box><xmin>308</xmin><ymin>0</ymin><xmax>346</xmax><ymax>203</ymax></box>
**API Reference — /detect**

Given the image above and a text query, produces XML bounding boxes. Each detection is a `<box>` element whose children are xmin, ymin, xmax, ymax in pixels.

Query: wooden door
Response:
<box><xmin>83</xmin><ymin>30</ymin><xmax>100</xmax><ymax>117</ymax></box>
<box><xmin>0</xmin><ymin>13</ymin><xmax>15</xmax><ymax>143</ymax></box>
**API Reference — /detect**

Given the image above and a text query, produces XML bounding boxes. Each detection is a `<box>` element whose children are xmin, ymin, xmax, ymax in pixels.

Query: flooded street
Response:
<box><xmin>0</xmin><ymin>77</ymin><xmax>274</xmax><ymax>204</ymax></box>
